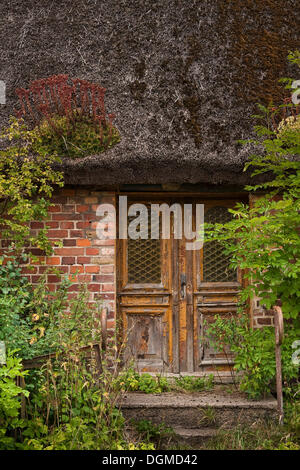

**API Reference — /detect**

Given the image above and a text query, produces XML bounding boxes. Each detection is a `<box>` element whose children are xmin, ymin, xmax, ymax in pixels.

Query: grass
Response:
<box><xmin>203</xmin><ymin>400</ymin><xmax>300</xmax><ymax>450</ymax></box>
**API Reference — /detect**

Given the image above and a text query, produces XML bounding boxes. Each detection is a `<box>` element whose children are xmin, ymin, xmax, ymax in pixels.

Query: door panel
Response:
<box><xmin>118</xmin><ymin>198</ymin><xmax>173</xmax><ymax>372</ymax></box>
<box><xmin>194</xmin><ymin>201</ymin><xmax>242</xmax><ymax>371</ymax></box>
<box><xmin>117</xmin><ymin>197</ymin><xmax>244</xmax><ymax>374</ymax></box>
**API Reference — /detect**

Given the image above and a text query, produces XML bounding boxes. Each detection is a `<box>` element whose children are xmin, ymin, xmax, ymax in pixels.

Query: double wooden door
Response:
<box><xmin>117</xmin><ymin>196</ymin><xmax>243</xmax><ymax>373</ymax></box>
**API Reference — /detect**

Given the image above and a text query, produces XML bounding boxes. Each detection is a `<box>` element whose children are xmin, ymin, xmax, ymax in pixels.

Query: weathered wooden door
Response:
<box><xmin>117</xmin><ymin>196</ymin><xmax>243</xmax><ymax>373</ymax></box>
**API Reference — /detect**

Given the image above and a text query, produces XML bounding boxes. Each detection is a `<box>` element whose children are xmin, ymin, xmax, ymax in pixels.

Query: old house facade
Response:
<box><xmin>0</xmin><ymin>0</ymin><xmax>299</xmax><ymax>374</ymax></box>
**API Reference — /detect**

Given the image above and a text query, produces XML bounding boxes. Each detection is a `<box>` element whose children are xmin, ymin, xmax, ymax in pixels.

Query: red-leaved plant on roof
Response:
<box><xmin>15</xmin><ymin>75</ymin><xmax>119</xmax><ymax>158</ymax></box>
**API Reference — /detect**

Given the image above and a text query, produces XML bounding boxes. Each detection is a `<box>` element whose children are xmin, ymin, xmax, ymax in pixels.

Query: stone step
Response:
<box><xmin>172</xmin><ymin>427</ymin><xmax>217</xmax><ymax>448</ymax></box>
<box><xmin>120</xmin><ymin>388</ymin><xmax>278</xmax><ymax>430</ymax></box>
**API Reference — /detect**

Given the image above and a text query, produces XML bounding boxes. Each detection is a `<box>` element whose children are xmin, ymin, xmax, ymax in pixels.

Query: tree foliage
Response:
<box><xmin>205</xmin><ymin>56</ymin><xmax>300</xmax><ymax>324</ymax></box>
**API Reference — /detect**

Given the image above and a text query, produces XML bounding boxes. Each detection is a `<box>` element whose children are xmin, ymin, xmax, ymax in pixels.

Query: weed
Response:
<box><xmin>173</xmin><ymin>374</ymin><xmax>214</xmax><ymax>393</ymax></box>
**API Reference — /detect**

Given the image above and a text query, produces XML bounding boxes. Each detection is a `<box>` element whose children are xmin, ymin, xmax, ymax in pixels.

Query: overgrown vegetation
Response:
<box><xmin>116</xmin><ymin>369</ymin><xmax>214</xmax><ymax>394</ymax></box>
<box><xmin>116</xmin><ymin>369</ymin><xmax>170</xmax><ymax>394</ymax></box>
<box><xmin>0</xmin><ymin>118</ymin><xmax>63</xmax><ymax>253</ymax></box>
<box><xmin>173</xmin><ymin>374</ymin><xmax>214</xmax><ymax>393</ymax></box>
<box><xmin>0</xmin><ymin>266</ymin><xmax>153</xmax><ymax>450</ymax></box>
<box><xmin>0</xmin><ymin>353</ymin><xmax>28</xmax><ymax>450</ymax></box>
<box><xmin>205</xmin><ymin>402</ymin><xmax>300</xmax><ymax>450</ymax></box>
<box><xmin>130</xmin><ymin>419</ymin><xmax>174</xmax><ymax>449</ymax></box>
<box><xmin>207</xmin><ymin>316</ymin><xmax>299</xmax><ymax>399</ymax></box>
<box><xmin>204</xmin><ymin>51</ymin><xmax>300</xmax><ymax>401</ymax></box>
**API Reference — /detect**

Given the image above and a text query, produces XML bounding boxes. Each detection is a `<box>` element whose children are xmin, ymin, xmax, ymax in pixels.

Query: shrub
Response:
<box><xmin>0</xmin><ymin>276</ymin><xmax>150</xmax><ymax>450</ymax></box>
<box><xmin>0</xmin><ymin>256</ymin><xmax>78</xmax><ymax>360</ymax></box>
<box><xmin>0</xmin><ymin>118</ymin><xmax>63</xmax><ymax>253</ymax></box>
<box><xmin>206</xmin><ymin>315</ymin><xmax>299</xmax><ymax>399</ymax></box>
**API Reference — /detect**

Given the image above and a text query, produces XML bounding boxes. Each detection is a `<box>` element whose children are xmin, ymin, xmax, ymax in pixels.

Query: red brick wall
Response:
<box><xmin>26</xmin><ymin>188</ymin><xmax>116</xmax><ymax>333</ymax></box>
<box><xmin>252</xmin><ymin>296</ymin><xmax>274</xmax><ymax>328</ymax></box>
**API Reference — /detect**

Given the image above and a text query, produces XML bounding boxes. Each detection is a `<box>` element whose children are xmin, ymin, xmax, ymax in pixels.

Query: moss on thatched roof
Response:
<box><xmin>0</xmin><ymin>0</ymin><xmax>299</xmax><ymax>185</ymax></box>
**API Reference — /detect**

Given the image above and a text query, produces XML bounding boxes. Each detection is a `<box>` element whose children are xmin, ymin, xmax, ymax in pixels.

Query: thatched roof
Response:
<box><xmin>0</xmin><ymin>0</ymin><xmax>299</xmax><ymax>186</ymax></box>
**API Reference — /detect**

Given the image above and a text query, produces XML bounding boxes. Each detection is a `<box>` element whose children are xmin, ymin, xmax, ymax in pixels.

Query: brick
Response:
<box><xmin>62</xmin><ymin>205</ymin><xmax>75</xmax><ymax>212</ymax></box>
<box><xmin>27</xmin><ymin>248</ymin><xmax>46</xmax><ymax>256</ymax></box>
<box><xmin>84</xmin><ymin>197</ymin><xmax>98</xmax><ymax>204</ymax></box>
<box><xmin>48</xmin><ymin>275</ymin><xmax>61</xmax><ymax>283</ymax></box>
<box><xmin>46</xmin><ymin>284</ymin><xmax>56</xmax><ymax>292</ymax></box>
<box><xmin>91</xmin><ymin>257</ymin><xmax>114</xmax><ymax>265</ymax></box>
<box><xmin>101</xmin><ymin>283</ymin><xmax>115</xmax><ymax>292</ymax></box>
<box><xmin>93</xmin><ymin>239</ymin><xmax>115</xmax><ymax>246</ymax></box>
<box><xmin>52</xmin><ymin>213</ymin><xmax>82</xmax><ymax>221</ymax></box>
<box><xmin>85</xmin><ymin>265</ymin><xmax>100</xmax><ymax>273</ymax></box>
<box><xmin>78</xmin><ymin>274</ymin><xmax>92</xmax><ymax>283</ymax></box>
<box><xmin>60</xmin><ymin>222</ymin><xmax>74</xmax><ymax>229</ymax></box>
<box><xmin>62</xmin><ymin>257</ymin><xmax>75</xmax><ymax>265</ymax></box>
<box><xmin>63</xmin><ymin>239</ymin><xmax>77</xmax><ymax>246</ymax></box>
<box><xmin>70</xmin><ymin>230</ymin><xmax>84</xmax><ymax>238</ymax></box>
<box><xmin>56</xmin><ymin>266</ymin><xmax>69</xmax><ymax>274</ymax></box>
<box><xmin>67</xmin><ymin>284</ymin><xmax>80</xmax><ymax>292</ymax></box>
<box><xmin>88</xmin><ymin>284</ymin><xmax>101</xmax><ymax>292</ymax></box>
<box><xmin>93</xmin><ymin>274</ymin><xmax>114</xmax><ymax>283</ymax></box>
<box><xmin>76</xmin><ymin>204</ymin><xmax>90</xmax><ymax>213</ymax></box>
<box><xmin>70</xmin><ymin>265</ymin><xmax>84</xmax><ymax>274</ymax></box>
<box><xmin>77</xmin><ymin>256</ymin><xmax>91</xmax><ymax>264</ymax></box>
<box><xmin>49</xmin><ymin>205</ymin><xmax>62</xmax><ymax>212</ymax></box>
<box><xmin>100</xmin><ymin>247</ymin><xmax>115</xmax><ymax>256</ymax></box>
<box><xmin>86</xmin><ymin>248</ymin><xmax>99</xmax><ymax>255</ymax></box>
<box><xmin>83</xmin><ymin>213</ymin><xmax>96</xmax><ymax>220</ymax></box>
<box><xmin>38</xmin><ymin>266</ymin><xmax>48</xmax><ymax>273</ymax></box>
<box><xmin>47</xmin><ymin>230</ymin><xmax>68</xmax><ymax>239</ymax></box>
<box><xmin>55</xmin><ymin>248</ymin><xmax>84</xmax><ymax>256</ymax></box>
<box><xmin>76</xmin><ymin>239</ymin><xmax>91</xmax><ymax>247</ymax></box>
<box><xmin>100</xmin><ymin>265</ymin><xmax>114</xmax><ymax>273</ymax></box>
<box><xmin>21</xmin><ymin>266</ymin><xmax>38</xmax><ymax>274</ymax></box>
<box><xmin>76</xmin><ymin>221</ymin><xmax>91</xmax><ymax>229</ymax></box>
<box><xmin>30</xmin><ymin>222</ymin><xmax>44</xmax><ymax>229</ymax></box>
<box><xmin>46</xmin><ymin>221</ymin><xmax>60</xmax><ymax>229</ymax></box>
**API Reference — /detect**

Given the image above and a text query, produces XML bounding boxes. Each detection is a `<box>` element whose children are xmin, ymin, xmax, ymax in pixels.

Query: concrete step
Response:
<box><xmin>120</xmin><ymin>387</ymin><xmax>278</xmax><ymax>430</ymax></box>
<box><xmin>172</xmin><ymin>427</ymin><xmax>217</xmax><ymax>448</ymax></box>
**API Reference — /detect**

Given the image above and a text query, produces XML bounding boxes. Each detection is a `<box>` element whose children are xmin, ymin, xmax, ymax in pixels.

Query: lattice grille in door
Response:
<box><xmin>203</xmin><ymin>206</ymin><xmax>237</xmax><ymax>282</ymax></box>
<box><xmin>127</xmin><ymin>208</ymin><xmax>161</xmax><ymax>284</ymax></box>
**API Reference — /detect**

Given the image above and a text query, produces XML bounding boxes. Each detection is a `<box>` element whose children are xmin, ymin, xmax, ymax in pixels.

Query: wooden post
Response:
<box><xmin>273</xmin><ymin>305</ymin><xmax>284</xmax><ymax>425</ymax></box>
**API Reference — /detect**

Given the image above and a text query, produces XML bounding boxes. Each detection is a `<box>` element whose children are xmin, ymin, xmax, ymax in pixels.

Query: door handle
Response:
<box><xmin>180</xmin><ymin>273</ymin><xmax>186</xmax><ymax>299</ymax></box>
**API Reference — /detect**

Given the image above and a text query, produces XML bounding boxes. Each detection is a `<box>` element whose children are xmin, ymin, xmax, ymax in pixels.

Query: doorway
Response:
<box><xmin>117</xmin><ymin>195</ymin><xmax>243</xmax><ymax>373</ymax></box>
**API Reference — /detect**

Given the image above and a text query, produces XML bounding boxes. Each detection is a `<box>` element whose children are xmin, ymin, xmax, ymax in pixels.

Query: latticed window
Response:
<box><xmin>127</xmin><ymin>208</ymin><xmax>161</xmax><ymax>284</ymax></box>
<box><xmin>203</xmin><ymin>206</ymin><xmax>237</xmax><ymax>282</ymax></box>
